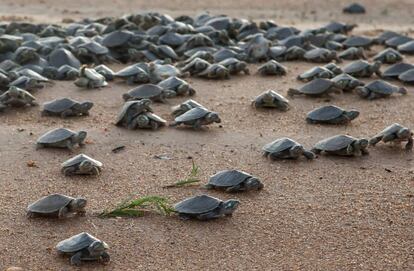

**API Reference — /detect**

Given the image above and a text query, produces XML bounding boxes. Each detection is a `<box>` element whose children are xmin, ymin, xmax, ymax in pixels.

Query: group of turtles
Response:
<box><xmin>0</xmin><ymin>7</ymin><xmax>412</xmax><ymax>266</ymax></box>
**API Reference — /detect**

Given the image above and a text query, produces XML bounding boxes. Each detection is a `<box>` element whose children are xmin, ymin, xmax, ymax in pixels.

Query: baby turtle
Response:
<box><xmin>356</xmin><ymin>80</ymin><xmax>407</xmax><ymax>100</ymax></box>
<box><xmin>131</xmin><ymin>112</ymin><xmax>167</xmax><ymax>130</ymax></box>
<box><xmin>369</xmin><ymin>123</ymin><xmax>413</xmax><ymax>150</ymax></box>
<box><xmin>297</xmin><ymin>66</ymin><xmax>334</xmax><ymax>81</ymax></box>
<box><xmin>312</xmin><ymin>135</ymin><xmax>369</xmax><ymax>156</ymax></box>
<box><xmin>42</xmin><ymin>98</ymin><xmax>93</xmax><ymax>118</ymax></box>
<box><xmin>381</xmin><ymin>63</ymin><xmax>414</xmax><ymax>79</ymax></box>
<box><xmin>157</xmin><ymin>76</ymin><xmax>195</xmax><ymax>96</ymax></box>
<box><xmin>288</xmin><ymin>78</ymin><xmax>342</xmax><ymax>97</ymax></box>
<box><xmin>343</xmin><ymin>60</ymin><xmax>381</xmax><ymax>78</ymax></box>
<box><xmin>331</xmin><ymin>73</ymin><xmax>364</xmax><ymax>91</ymax></box>
<box><xmin>61</xmin><ymin>154</ymin><xmax>102</xmax><ymax>176</ymax></box>
<box><xmin>74</xmin><ymin>66</ymin><xmax>107</xmax><ymax>89</ymax></box>
<box><xmin>343</xmin><ymin>3</ymin><xmax>366</xmax><ymax>14</ymax></box>
<box><xmin>56</xmin><ymin>232</ymin><xmax>110</xmax><ymax>266</ymax></box>
<box><xmin>324</xmin><ymin>63</ymin><xmax>343</xmax><ymax>75</ymax></box>
<box><xmin>114</xmin><ymin>65</ymin><xmax>150</xmax><ymax>85</ymax></box>
<box><xmin>263</xmin><ymin>137</ymin><xmax>315</xmax><ymax>160</ymax></box>
<box><xmin>257</xmin><ymin>60</ymin><xmax>287</xmax><ymax>76</ymax></box>
<box><xmin>173</xmin><ymin>195</ymin><xmax>239</xmax><ymax>220</ymax></box>
<box><xmin>122</xmin><ymin>84</ymin><xmax>175</xmax><ymax>103</ymax></box>
<box><xmin>205</xmin><ymin>170</ymin><xmax>263</xmax><ymax>192</ymax></box>
<box><xmin>196</xmin><ymin>64</ymin><xmax>230</xmax><ymax>79</ymax></box>
<box><xmin>397</xmin><ymin>40</ymin><xmax>414</xmax><ymax>55</ymax></box>
<box><xmin>170</xmin><ymin>106</ymin><xmax>221</xmax><ymax>129</ymax></box>
<box><xmin>342</xmin><ymin>36</ymin><xmax>374</xmax><ymax>49</ymax></box>
<box><xmin>338</xmin><ymin>47</ymin><xmax>366</xmax><ymax>60</ymax></box>
<box><xmin>306</xmin><ymin>105</ymin><xmax>359</xmax><ymax>124</ymax></box>
<box><xmin>218</xmin><ymin>58</ymin><xmax>249</xmax><ymax>75</ymax></box>
<box><xmin>27</xmin><ymin>194</ymin><xmax>86</xmax><ymax>219</ymax></box>
<box><xmin>115</xmin><ymin>99</ymin><xmax>153</xmax><ymax>129</ymax></box>
<box><xmin>36</xmin><ymin>128</ymin><xmax>87</xmax><ymax>151</ymax></box>
<box><xmin>373</xmin><ymin>48</ymin><xmax>403</xmax><ymax>64</ymax></box>
<box><xmin>0</xmin><ymin>86</ymin><xmax>37</xmax><ymax>107</ymax></box>
<box><xmin>304</xmin><ymin>48</ymin><xmax>340</xmax><ymax>63</ymax></box>
<box><xmin>398</xmin><ymin>69</ymin><xmax>414</xmax><ymax>84</ymax></box>
<box><xmin>252</xmin><ymin>90</ymin><xmax>290</xmax><ymax>111</ymax></box>
<box><xmin>171</xmin><ymin>99</ymin><xmax>205</xmax><ymax>117</ymax></box>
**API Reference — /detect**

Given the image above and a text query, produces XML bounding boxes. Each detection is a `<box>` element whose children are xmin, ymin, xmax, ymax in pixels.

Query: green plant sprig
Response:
<box><xmin>163</xmin><ymin>159</ymin><xmax>201</xmax><ymax>188</ymax></box>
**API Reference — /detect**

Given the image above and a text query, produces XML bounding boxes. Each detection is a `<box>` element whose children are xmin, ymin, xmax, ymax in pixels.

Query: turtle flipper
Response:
<box><xmin>70</xmin><ymin>251</ymin><xmax>83</xmax><ymax>266</ymax></box>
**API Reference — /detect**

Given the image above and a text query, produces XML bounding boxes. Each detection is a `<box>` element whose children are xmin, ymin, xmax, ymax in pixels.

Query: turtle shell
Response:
<box><xmin>373</xmin><ymin>48</ymin><xmax>402</xmax><ymax>62</ymax></box>
<box><xmin>263</xmin><ymin>137</ymin><xmax>299</xmax><ymax>153</ymax></box>
<box><xmin>61</xmin><ymin>154</ymin><xmax>103</xmax><ymax>168</ymax></box>
<box><xmin>385</xmin><ymin>36</ymin><xmax>413</xmax><ymax>48</ymax></box>
<box><xmin>304</xmin><ymin>48</ymin><xmax>331</xmax><ymax>60</ymax></box>
<box><xmin>398</xmin><ymin>69</ymin><xmax>414</xmax><ymax>84</ymax></box>
<box><xmin>343</xmin><ymin>60</ymin><xmax>370</xmax><ymax>73</ymax></box>
<box><xmin>37</xmin><ymin>128</ymin><xmax>76</xmax><ymax>144</ymax></box>
<box><xmin>376</xmin><ymin>31</ymin><xmax>401</xmax><ymax>44</ymax></box>
<box><xmin>28</xmin><ymin>194</ymin><xmax>74</xmax><ymax>214</ymax></box>
<box><xmin>159</xmin><ymin>32</ymin><xmax>186</xmax><ymax>47</ymax></box>
<box><xmin>364</xmin><ymin>80</ymin><xmax>399</xmax><ymax>94</ymax></box>
<box><xmin>343</xmin><ymin>36</ymin><xmax>372</xmax><ymax>48</ymax></box>
<box><xmin>101</xmin><ymin>30</ymin><xmax>133</xmax><ymax>48</ymax></box>
<box><xmin>174</xmin><ymin>106</ymin><xmax>210</xmax><ymax>122</ymax></box>
<box><xmin>145</xmin><ymin>112</ymin><xmax>167</xmax><ymax>123</ymax></box>
<box><xmin>116</xmin><ymin>100</ymin><xmax>151</xmax><ymax>124</ymax></box>
<box><xmin>397</xmin><ymin>41</ymin><xmax>414</xmax><ymax>55</ymax></box>
<box><xmin>299</xmin><ymin>66</ymin><xmax>332</xmax><ymax>79</ymax></box>
<box><xmin>307</xmin><ymin>105</ymin><xmax>345</xmax><ymax>121</ymax></box>
<box><xmin>115</xmin><ymin>65</ymin><xmax>145</xmax><ymax>77</ymax></box>
<box><xmin>43</xmin><ymin>98</ymin><xmax>78</xmax><ymax>113</ymax></box>
<box><xmin>48</xmin><ymin>48</ymin><xmax>81</xmax><ymax>69</ymax></box>
<box><xmin>79</xmin><ymin>41</ymin><xmax>109</xmax><ymax>55</ymax></box>
<box><xmin>382</xmin><ymin>63</ymin><xmax>414</xmax><ymax>79</ymax></box>
<box><xmin>56</xmin><ymin>232</ymin><xmax>105</xmax><ymax>253</ymax></box>
<box><xmin>298</xmin><ymin>78</ymin><xmax>335</xmax><ymax>94</ymax></box>
<box><xmin>314</xmin><ymin>135</ymin><xmax>356</xmax><ymax>151</ymax></box>
<box><xmin>174</xmin><ymin>195</ymin><xmax>221</xmax><ymax>214</ymax></box>
<box><xmin>208</xmin><ymin>170</ymin><xmax>252</xmax><ymax>187</ymax></box>
<box><xmin>373</xmin><ymin>123</ymin><xmax>403</xmax><ymax>137</ymax></box>
<box><xmin>332</xmin><ymin>73</ymin><xmax>362</xmax><ymax>85</ymax></box>
<box><xmin>126</xmin><ymin>84</ymin><xmax>163</xmax><ymax>99</ymax></box>
<box><xmin>157</xmin><ymin>76</ymin><xmax>185</xmax><ymax>90</ymax></box>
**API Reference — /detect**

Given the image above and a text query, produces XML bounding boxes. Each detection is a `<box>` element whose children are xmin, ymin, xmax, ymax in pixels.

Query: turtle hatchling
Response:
<box><xmin>288</xmin><ymin>78</ymin><xmax>342</xmax><ymax>97</ymax></box>
<box><xmin>170</xmin><ymin>106</ymin><xmax>221</xmax><ymax>129</ymax></box>
<box><xmin>257</xmin><ymin>60</ymin><xmax>287</xmax><ymax>76</ymax></box>
<box><xmin>306</xmin><ymin>105</ymin><xmax>359</xmax><ymax>124</ymax></box>
<box><xmin>27</xmin><ymin>193</ymin><xmax>86</xmax><ymax>218</ymax></box>
<box><xmin>123</xmin><ymin>84</ymin><xmax>175</xmax><ymax>103</ymax></box>
<box><xmin>130</xmin><ymin>112</ymin><xmax>167</xmax><ymax>130</ymax></box>
<box><xmin>74</xmin><ymin>66</ymin><xmax>107</xmax><ymax>88</ymax></box>
<box><xmin>343</xmin><ymin>60</ymin><xmax>381</xmax><ymax>78</ymax></box>
<box><xmin>206</xmin><ymin>170</ymin><xmax>263</xmax><ymax>192</ymax></box>
<box><xmin>356</xmin><ymin>80</ymin><xmax>407</xmax><ymax>100</ymax></box>
<box><xmin>263</xmin><ymin>137</ymin><xmax>315</xmax><ymax>160</ymax></box>
<box><xmin>399</xmin><ymin>69</ymin><xmax>414</xmax><ymax>84</ymax></box>
<box><xmin>174</xmin><ymin>195</ymin><xmax>239</xmax><ymax>220</ymax></box>
<box><xmin>373</xmin><ymin>48</ymin><xmax>403</xmax><ymax>64</ymax></box>
<box><xmin>252</xmin><ymin>90</ymin><xmax>290</xmax><ymax>111</ymax></box>
<box><xmin>61</xmin><ymin>154</ymin><xmax>102</xmax><ymax>176</ymax></box>
<box><xmin>297</xmin><ymin>66</ymin><xmax>334</xmax><ymax>81</ymax></box>
<box><xmin>331</xmin><ymin>73</ymin><xmax>364</xmax><ymax>91</ymax></box>
<box><xmin>0</xmin><ymin>86</ymin><xmax>37</xmax><ymax>107</ymax></box>
<box><xmin>42</xmin><ymin>98</ymin><xmax>93</xmax><ymax>118</ymax></box>
<box><xmin>115</xmin><ymin>99</ymin><xmax>153</xmax><ymax>129</ymax></box>
<box><xmin>171</xmin><ymin>99</ymin><xmax>205</xmax><ymax>117</ymax></box>
<box><xmin>56</xmin><ymin>232</ymin><xmax>110</xmax><ymax>266</ymax></box>
<box><xmin>36</xmin><ymin>128</ymin><xmax>87</xmax><ymax>151</ymax></box>
<box><xmin>157</xmin><ymin>76</ymin><xmax>195</xmax><ymax>96</ymax></box>
<box><xmin>312</xmin><ymin>135</ymin><xmax>369</xmax><ymax>156</ymax></box>
<box><xmin>369</xmin><ymin>123</ymin><xmax>413</xmax><ymax>150</ymax></box>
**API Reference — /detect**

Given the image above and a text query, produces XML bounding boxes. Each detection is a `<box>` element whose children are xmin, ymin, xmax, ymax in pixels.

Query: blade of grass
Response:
<box><xmin>163</xmin><ymin>159</ymin><xmax>201</xmax><ymax>188</ymax></box>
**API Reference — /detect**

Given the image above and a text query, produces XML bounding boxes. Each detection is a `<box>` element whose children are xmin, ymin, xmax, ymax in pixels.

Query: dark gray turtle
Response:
<box><xmin>376</xmin><ymin>31</ymin><xmax>401</xmax><ymax>45</ymax></box>
<box><xmin>76</xmin><ymin>41</ymin><xmax>115</xmax><ymax>64</ymax></box>
<box><xmin>14</xmin><ymin>46</ymin><xmax>39</xmax><ymax>64</ymax></box>
<box><xmin>131</xmin><ymin>112</ymin><xmax>167</xmax><ymax>130</ymax></box>
<box><xmin>213</xmin><ymin>48</ymin><xmax>247</xmax><ymax>62</ymax></box>
<box><xmin>306</xmin><ymin>105</ymin><xmax>359</xmax><ymax>124</ymax></box>
<box><xmin>312</xmin><ymin>135</ymin><xmax>369</xmax><ymax>156</ymax></box>
<box><xmin>324</xmin><ymin>21</ymin><xmax>356</xmax><ymax>34</ymax></box>
<box><xmin>27</xmin><ymin>194</ymin><xmax>86</xmax><ymax>219</ymax></box>
<box><xmin>381</xmin><ymin>62</ymin><xmax>414</xmax><ymax>79</ymax></box>
<box><xmin>170</xmin><ymin>106</ymin><xmax>221</xmax><ymax>129</ymax></box>
<box><xmin>385</xmin><ymin>36</ymin><xmax>413</xmax><ymax>48</ymax></box>
<box><xmin>343</xmin><ymin>3</ymin><xmax>366</xmax><ymax>14</ymax></box>
<box><xmin>0</xmin><ymin>86</ymin><xmax>37</xmax><ymax>107</ymax></box>
<box><xmin>282</xmin><ymin>45</ymin><xmax>306</xmax><ymax>61</ymax></box>
<box><xmin>252</xmin><ymin>90</ymin><xmax>290</xmax><ymax>111</ymax></box>
<box><xmin>288</xmin><ymin>78</ymin><xmax>342</xmax><ymax>97</ymax></box>
<box><xmin>338</xmin><ymin>47</ymin><xmax>366</xmax><ymax>60</ymax></box>
<box><xmin>324</xmin><ymin>63</ymin><xmax>343</xmax><ymax>75</ymax></box>
<box><xmin>74</xmin><ymin>66</ymin><xmax>108</xmax><ymax>89</ymax></box>
<box><xmin>115</xmin><ymin>99</ymin><xmax>153</xmax><ymax>129</ymax></box>
<box><xmin>218</xmin><ymin>58</ymin><xmax>249</xmax><ymax>75</ymax></box>
<box><xmin>94</xmin><ymin>65</ymin><xmax>114</xmax><ymax>81</ymax></box>
<box><xmin>48</xmin><ymin>48</ymin><xmax>81</xmax><ymax>69</ymax></box>
<box><xmin>0</xmin><ymin>34</ymin><xmax>23</xmax><ymax>53</ymax></box>
<box><xmin>297</xmin><ymin>66</ymin><xmax>334</xmax><ymax>81</ymax></box>
<box><xmin>342</xmin><ymin>36</ymin><xmax>374</xmax><ymax>49</ymax></box>
<box><xmin>157</xmin><ymin>76</ymin><xmax>195</xmax><ymax>96</ymax></box>
<box><xmin>343</xmin><ymin>60</ymin><xmax>381</xmax><ymax>77</ymax></box>
<box><xmin>173</xmin><ymin>195</ymin><xmax>239</xmax><ymax>220</ymax></box>
<box><xmin>123</xmin><ymin>84</ymin><xmax>175</xmax><ymax>103</ymax></box>
<box><xmin>56</xmin><ymin>232</ymin><xmax>110</xmax><ymax>266</ymax></box>
<box><xmin>356</xmin><ymin>80</ymin><xmax>407</xmax><ymax>100</ymax></box>
<box><xmin>205</xmin><ymin>170</ymin><xmax>263</xmax><ymax>192</ymax></box>
<box><xmin>263</xmin><ymin>137</ymin><xmax>315</xmax><ymax>160</ymax></box>
<box><xmin>148</xmin><ymin>63</ymin><xmax>184</xmax><ymax>83</ymax></box>
<box><xmin>36</xmin><ymin>128</ymin><xmax>87</xmax><ymax>151</ymax></box>
<box><xmin>304</xmin><ymin>48</ymin><xmax>340</xmax><ymax>63</ymax></box>
<box><xmin>398</xmin><ymin>69</ymin><xmax>414</xmax><ymax>84</ymax></box>
<box><xmin>177</xmin><ymin>51</ymin><xmax>213</xmax><ymax>68</ymax></box>
<box><xmin>331</xmin><ymin>73</ymin><xmax>365</xmax><ymax>91</ymax></box>
<box><xmin>196</xmin><ymin>64</ymin><xmax>230</xmax><ymax>79</ymax></box>
<box><xmin>148</xmin><ymin>44</ymin><xmax>179</xmax><ymax>61</ymax></box>
<box><xmin>61</xmin><ymin>154</ymin><xmax>102</xmax><ymax>176</ymax></box>
<box><xmin>42</xmin><ymin>98</ymin><xmax>93</xmax><ymax>118</ymax></box>
<box><xmin>369</xmin><ymin>123</ymin><xmax>413</xmax><ymax>150</ymax></box>
<box><xmin>171</xmin><ymin>99</ymin><xmax>205</xmax><ymax>117</ymax></box>
<box><xmin>244</xmin><ymin>34</ymin><xmax>271</xmax><ymax>62</ymax></box>
<box><xmin>257</xmin><ymin>60</ymin><xmax>287</xmax><ymax>76</ymax></box>
<box><xmin>56</xmin><ymin>65</ymin><xmax>79</xmax><ymax>80</ymax></box>
<box><xmin>373</xmin><ymin>48</ymin><xmax>403</xmax><ymax>64</ymax></box>
<box><xmin>397</xmin><ymin>40</ymin><xmax>414</xmax><ymax>54</ymax></box>
<box><xmin>9</xmin><ymin>76</ymin><xmax>44</xmax><ymax>91</ymax></box>
<box><xmin>114</xmin><ymin>64</ymin><xmax>150</xmax><ymax>85</ymax></box>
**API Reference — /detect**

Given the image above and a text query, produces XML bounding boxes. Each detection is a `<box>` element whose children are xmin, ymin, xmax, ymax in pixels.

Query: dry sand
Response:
<box><xmin>0</xmin><ymin>0</ymin><xmax>413</xmax><ymax>270</ymax></box>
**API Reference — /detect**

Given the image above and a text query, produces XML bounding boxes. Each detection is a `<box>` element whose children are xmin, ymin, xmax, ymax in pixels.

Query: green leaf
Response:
<box><xmin>163</xmin><ymin>159</ymin><xmax>201</xmax><ymax>188</ymax></box>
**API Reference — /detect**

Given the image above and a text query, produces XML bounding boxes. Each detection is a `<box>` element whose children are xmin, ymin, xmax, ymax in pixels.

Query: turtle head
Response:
<box><xmin>356</xmin><ymin>138</ymin><xmax>369</xmax><ymax>150</ymax></box>
<box><xmin>397</xmin><ymin>127</ymin><xmax>411</xmax><ymax>139</ymax></box>
<box><xmin>71</xmin><ymin>197</ymin><xmax>87</xmax><ymax>211</ymax></box>
<box><xmin>88</xmin><ymin>240</ymin><xmax>109</xmax><ymax>256</ymax></box>
<box><xmin>79</xmin><ymin>101</ymin><xmax>94</xmax><ymax>113</ymax></box>
<box><xmin>75</xmin><ymin>131</ymin><xmax>87</xmax><ymax>144</ymax></box>
<box><xmin>222</xmin><ymin>199</ymin><xmax>240</xmax><ymax>215</ymax></box>
<box><xmin>207</xmin><ymin>112</ymin><xmax>221</xmax><ymax>124</ymax></box>
<box><xmin>136</xmin><ymin>114</ymin><xmax>150</xmax><ymax>127</ymax></box>
<box><xmin>290</xmin><ymin>144</ymin><xmax>305</xmax><ymax>157</ymax></box>
<box><xmin>135</xmin><ymin>72</ymin><xmax>150</xmax><ymax>83</ymax></box>
<box><xmin>371</xmin><ymin>61</ymin><xmax>382</xmax><ymax>73</ymax></box>
<box><xmin>163</xmin><ymin>89</ymin><xmax>177</xmax><ymax>98</ymax></box>
<box><xmin>66</xmin><ymin>69</ymin><xmax>79</xmax><ymax>80</ymax></box>
<box><xmin>245</xmin><ymin>177</ymin><xmax>264</xmax><ymax>190</ymax></box>
<box><xmin>79</xmin><ymin>160</ymin><xmax>94</xmax><ymax>173</ymax></box>
<box><xmin>43</xmin><ymin>66</ymin><xmax>58</xmax><ymax>79</ymax></box>
<box><xmin>346</xmin><ymin>110</ymin><xmax>360</xmax><ymax>121</ymax></box>
<box><xmin>355</xmin><ymin>86</ymin><xmax>369</xmax><ymax>98</ymax></box>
